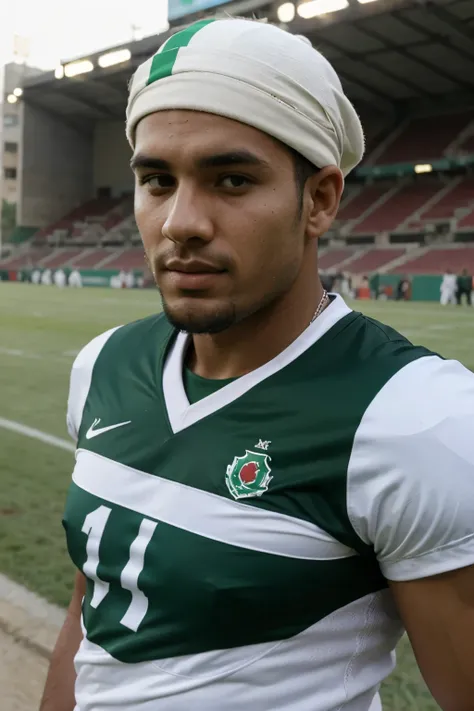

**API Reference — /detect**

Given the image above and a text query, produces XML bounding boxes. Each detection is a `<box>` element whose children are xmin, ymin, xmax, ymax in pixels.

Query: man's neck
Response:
<box><xmin>186</xmin><ymin>279</ymin><xmax>327</xmax><ymax>380</ymax></box>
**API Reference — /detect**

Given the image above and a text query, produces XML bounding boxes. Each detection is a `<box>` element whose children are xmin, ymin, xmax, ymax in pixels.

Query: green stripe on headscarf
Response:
<box><xmin>147</xmin><ymin>19</ymin><xmax>216</xmax><ymax>85</ymax></box>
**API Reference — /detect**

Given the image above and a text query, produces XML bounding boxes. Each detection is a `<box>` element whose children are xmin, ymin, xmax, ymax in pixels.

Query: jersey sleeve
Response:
<box><xmin>347</xmin><ymin>355</ymin><xmax>474</xmax><ymax>582</ymax></box>
<box><xmin>66</xmin><ymin>326</ymin><xmax>121</xmax><ymax>442</ymax></box>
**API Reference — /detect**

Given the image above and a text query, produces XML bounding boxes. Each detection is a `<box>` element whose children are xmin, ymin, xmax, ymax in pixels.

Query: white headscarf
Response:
<box><xmin>126</xmin><ymin>18</ymin><xmax>365</xmax><ymax>176</ymax></box>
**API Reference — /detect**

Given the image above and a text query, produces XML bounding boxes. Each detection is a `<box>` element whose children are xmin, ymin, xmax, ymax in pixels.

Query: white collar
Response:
<box><xmin>162</xmin><ymin>294</ymin><xmax>352</xmax><ymax>434</ymax></box>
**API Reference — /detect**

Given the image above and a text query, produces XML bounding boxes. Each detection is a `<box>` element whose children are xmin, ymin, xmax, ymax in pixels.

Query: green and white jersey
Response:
<box><xmin>64</xmin><ymin>295</ymin><xmax>474</xmax><ymax>711</ymax></box>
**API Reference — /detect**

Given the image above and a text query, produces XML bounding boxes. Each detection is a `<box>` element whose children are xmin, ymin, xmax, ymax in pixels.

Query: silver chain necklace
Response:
<box><xmin>309</xmin><ymin>289</ymin><xmax>329</xmax><ymax>324</ymax></box>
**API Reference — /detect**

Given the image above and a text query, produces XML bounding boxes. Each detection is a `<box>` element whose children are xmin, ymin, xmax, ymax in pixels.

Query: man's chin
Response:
<box><xmin>162</xmin><ymin>300</ymin><xmax>237</xmax><ymax>335</ymax></box>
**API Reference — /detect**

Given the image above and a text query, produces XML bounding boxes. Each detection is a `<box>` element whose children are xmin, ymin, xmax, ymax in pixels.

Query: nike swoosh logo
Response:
<box><xmin>85</xmin><ymin>418</ymin><xmax>132</xmax><ymax>440</ymax></box>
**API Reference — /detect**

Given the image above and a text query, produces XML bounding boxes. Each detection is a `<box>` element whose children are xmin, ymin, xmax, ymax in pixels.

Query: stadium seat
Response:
<box><xmin>420</xmin><ymin>177</ymin><xmax>474</xmax><ymax>222</ymax></box>
<box><xmin>337</xmin><ymin>184</ymin><xmax>390</xmax><ymax>222</ymax></box>
<box><xmin>69</xmin><ymin>248</ymin><xmax>116</xmax><ymax>269</ymax></box>
<box><xmin>391</xmin><ymin>247</ymin><xmax>474</xmax><ymax>274</ymax></box>
<box><xmin>103</xmin><ymin>249</ymin><xmax>146</xmax><ymax>271</ymax></box>
<box><xmin>318</xmin><ymin>248</ymin><xmax>355</xmax><ymax>271</ymax></box>
<box><xmin>372</xmin><ymin>111</ymin><xmax>474</xmax><ymax>165</ymax></box>
<box><xmin>353</xmin><ymin>182</ymin><xmax>445</xmax><ymax>234</ymax></box>
<box><xmin>457</xmin><ymin>208</ymin><xmax>474</xmax><ymax>230</ymax></box>
<box><xmin>345</xmin><ymin>249</ymin><xmax>405</xmax><ymax>274</ymax></box>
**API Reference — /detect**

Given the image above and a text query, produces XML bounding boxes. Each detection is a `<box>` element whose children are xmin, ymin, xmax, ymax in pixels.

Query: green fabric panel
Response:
<box><xmin>183</xmin><ymin>367</ymin><xmax>236</xmax><ymax>404</ymax></box>
<box><xmin>147</xmin><ymin>19</ymin><xmax>216</xmax><ymax>85</ymax></box>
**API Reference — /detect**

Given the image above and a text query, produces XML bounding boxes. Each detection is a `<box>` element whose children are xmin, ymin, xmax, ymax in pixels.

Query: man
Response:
<box><xmin>68</xmin><ymin>268</ymin><xmax>83</xmax><ymax>288</ymax></box>
<box><xmin>54</xmin><ymin>267</ymin><xmax>67</xmax><ymax>289</ymax></box>
<box><xmin>41</xmin><ymin>267</ymin><xmax>52</xmax><ymax>286</ymax></box>
<box><xmin>31</xmin><ymin>267</ymin><xmax>41</xmax><ymax>285</ymax></box>
<box><xmin>396</xmin><ymin>275</ymin><xmax>411</xmax><ymax>301</ymax></box>
<box><xmin>40</xmin><ymin>17</ymin><xmax>474</xmax><ymax>711</ymax></box>
<box><xmin>440</xmin><ymin>268</ymin><xmax>456</xmax><ymax>305</ymax></box>
<box><xmin>456</xmin><ymin>267</ymin><xmax>472</xmax><ymax>306</ymax></box>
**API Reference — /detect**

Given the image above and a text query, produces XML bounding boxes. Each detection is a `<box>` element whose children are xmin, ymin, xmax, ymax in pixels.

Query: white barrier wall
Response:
<box><xmin>93</xmin><ymin>121</ymin><xmax>133</xmax><ymax>197</ymax></box>
<box><xmin>19</xmin><ymin>102</ymin><xmax>93</xmax><ymax>227</ymax></box>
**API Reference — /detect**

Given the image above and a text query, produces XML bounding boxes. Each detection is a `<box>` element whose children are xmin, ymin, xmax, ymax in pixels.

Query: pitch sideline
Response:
<box><xmin>0</xmin><ymin>416</ymin><xmax>71</xmax><ymax>657</ymax></box>
<box><xmin>0</xmin><ymin>417</ymin><xmax>75</xmax><ymax>453</ymax></box>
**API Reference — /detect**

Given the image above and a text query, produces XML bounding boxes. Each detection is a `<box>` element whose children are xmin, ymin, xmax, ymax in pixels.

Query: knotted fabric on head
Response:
<box><xmin>126</xmin><ymin>18</ymin><xmax>365</xmax><ymax>176</ymax></box>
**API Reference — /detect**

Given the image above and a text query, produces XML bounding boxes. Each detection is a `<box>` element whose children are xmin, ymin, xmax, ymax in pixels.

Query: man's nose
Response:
<box><xmin>161</xmin><ymin>184</ymin><xmax>214</xmax><ymax>245</ymax></box>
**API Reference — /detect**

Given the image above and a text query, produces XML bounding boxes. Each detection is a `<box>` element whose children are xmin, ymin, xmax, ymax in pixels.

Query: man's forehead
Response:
<box><xmin>134</xmin><ymin>109</ymin><xmax>278</xmax><ymax>154</ymax></box>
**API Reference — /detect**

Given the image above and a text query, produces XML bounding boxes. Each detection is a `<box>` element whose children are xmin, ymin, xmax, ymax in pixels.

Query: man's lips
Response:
<box><xmin>164</xmin><ymin>259</ymin><xmax>226</xmax><ymax>274</ymax></box>
<box><xmin>163</xmin><ymin>262</ymin><xmax>227</xmax><ymax>290</ymax></box>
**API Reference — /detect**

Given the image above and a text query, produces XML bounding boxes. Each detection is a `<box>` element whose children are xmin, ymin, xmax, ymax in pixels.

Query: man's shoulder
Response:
<box><xmin>364</xmin><ymin>353</ymin><xmax>474</xmax><ymax>429</ymax></box>
<box><xmin>71</xmin><ymin>312</ymin><xmax>172</xmax><ymax>374</ymax></box>
<box><xmin>327</xmin><ymin>309</ymin><xmax>436</xmax><ymax>383</ymax></box>
<box><xmin>351</xmin><ymin>311</ymin><xmax>422</xmax><ymax>351</ymax></box>
<box><xmin>67</xmin><ymin>312</ymin><xmax>173</xmax><ymax>441</ymax></box>
<box><xmin>347</xmin><ymin>307</ymin><xmax>474</xmax><ymax>431</ymax></box>
<box><xmin>348</xmin><ymin>353</ymin><xmax>474</xmax><ymax>581</ymax></box>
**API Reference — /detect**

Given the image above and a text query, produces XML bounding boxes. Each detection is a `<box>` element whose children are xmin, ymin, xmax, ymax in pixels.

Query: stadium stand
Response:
<box><xmin>418</xmin><ymin>176</ymin><xmax>474</xmax><ymax>222</ymax></box>
<box><xmin>458</xmin><ymin>209</ymin><xmax>474</xmax><ymax>231</ymax></box>
<box><xmin>68</xmin><ymin>248</ymin><xmax>117</xmax><ymax>269</ymax></box>
<box><xmin>351</xmin><ymin>182</ymin><xmax>447</xmax><ymax>235</ymax></box>
<box><xmin>337</xmin><ymin>184</ymin><xmax>390</xmax><ymax>222</ymax></box>
<box><xmin>0</xmin><ymin>246</ymin><xmax>52</xmax><ymax>269</ymax></box>
<box><xmin>331</xmin><ymin>174</ymin><xmax>474</xmax><ymax>238</ymax></box>
<box><xmin>318</xmin><ymin>248</ymin><xmax>355</xmax><ymax>271</ymax></box>
<box><xmin>32</xmin><ymin>196</ymin><xmax>133</xmax><ymax>246</ymax></box>
<box><xmin>104</xmin><ymin>248</ymin><xmax>146</xmax><ymax>271</ymax></box>
<box><xmin>40</xmin><ymin>248</ymin><xmax>84</xmax><ymax>268</ymax></box>
<box><xmin>368</xmin><ymin>111</ymin><xmax>474</xmax><ymax>165</ymax></box>
<box><xmin>390</xmin><ymin>247</ymin><xmax>474</xmax><ymax>275</ymax></box>
<box><xmin>345</xmin><ymin>249</ymin><xmax>406</xmax><ymax>274</ymax></box>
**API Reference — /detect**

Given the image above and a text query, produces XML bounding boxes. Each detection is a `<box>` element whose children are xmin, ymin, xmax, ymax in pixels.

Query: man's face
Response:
<box><xmin>132</xmin><ymin>110</ymin><xmax>312</xmax><ymax>333</ymax></box>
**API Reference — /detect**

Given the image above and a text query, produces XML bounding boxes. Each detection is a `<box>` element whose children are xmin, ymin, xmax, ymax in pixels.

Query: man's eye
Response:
<box><xmin>142</xmin><ymin>175</ymin><xmax>174</xmax><ymax>189</ymax></box>
<box><xmin>220</xmin><ymin>175</ymin><xmax>251</xmax><ymax>189</ymax></box>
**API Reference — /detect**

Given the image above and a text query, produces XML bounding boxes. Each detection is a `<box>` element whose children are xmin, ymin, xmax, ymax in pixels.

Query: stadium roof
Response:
<box><xmin>20</xmin><ymin>0</ymin><xmax>474</xmax><ymax>131</ymax></box>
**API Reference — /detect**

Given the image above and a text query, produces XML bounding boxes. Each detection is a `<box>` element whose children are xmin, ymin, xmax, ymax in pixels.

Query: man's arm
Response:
<box><xmin>39</xmin><ymin>572</ymin><xmax>86</xmax><ymax>711</ymax></box>
<box><xmin>390</xmin><ymin>565</ymin><xmax>474</xmax><ymax>711</ymax></box>
<box><xmin>347</xmin><ymin>356</ymin><xmax>474</xmax><ymax>710</ymax></box>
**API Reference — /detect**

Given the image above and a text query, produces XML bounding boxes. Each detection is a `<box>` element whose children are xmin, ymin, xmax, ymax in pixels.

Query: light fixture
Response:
<box><xmin>98</xmin><ymin>48</ymin><xmax>131</xmax><ymax>68</ymax></box>
<box><xmin>13</xmin><ymin>87</ymin><xmax>23</xmax><ymax>97</ymax></box>
<box><xmin>297</xmin><ymin>0</ymin><xmax>348</xmax><ymax>18</ymax></box>
<box><xmin>277</xmin><ymin>2</ymin><xmax>296</xmax><ymax>22</ymax></box>
<box><xmin>414</xmin><ymin>164</ymin><xmax>433</xmax><ymax>174</ymax></box>
<box><xmin>64</xmin><ymin>59</ymin><xmax>94</xmax><ymax>78</ymax></box>
<box><xmin>55</xmin><ymin>66</ymin><xmax>65</xmax><ymax>79</ymax></box>
<box><xmin>357</xmin><ymin>0</ymin><xmax>381</xmax><ymax>4</ymax></box>
<box><xmin>7</xmin><ymin>94</ymin><xmax>18</xmax><ymax>104</ymax></box>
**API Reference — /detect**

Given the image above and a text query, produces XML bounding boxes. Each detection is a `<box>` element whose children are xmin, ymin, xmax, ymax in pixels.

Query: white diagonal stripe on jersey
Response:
<box><xmin>73</xmin><ymin>449</ymin><xmax>356</xmax><ymax>561</ymax></box>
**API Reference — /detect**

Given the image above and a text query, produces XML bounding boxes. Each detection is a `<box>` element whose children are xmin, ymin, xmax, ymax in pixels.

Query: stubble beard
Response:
<box><xmin>160</xmin><ymin>293</ymin><xmax>238</xmax><ymax>334</ymax></box>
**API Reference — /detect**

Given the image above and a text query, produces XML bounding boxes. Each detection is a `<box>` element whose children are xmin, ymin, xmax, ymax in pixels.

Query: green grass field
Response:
<box><xmin>2</xmin><ymin>282</ymin><xmax>473</xmax><ymax>709</ymax></box>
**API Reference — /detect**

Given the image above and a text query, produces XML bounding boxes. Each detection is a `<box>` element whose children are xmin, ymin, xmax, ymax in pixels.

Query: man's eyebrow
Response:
<box><xmin>130</xmin><ymin>150</ymin><xmax>271</xmax><ymax>172</ymax></box>
<box><xmin>130</xmin><ymin>155</ymin><xmax>170</xmax><ymax>171</ymax></box>
<box><xmin>196</xmin><ymin>150</ymin><xmax>271</xmax><ymax>170</ymax></box>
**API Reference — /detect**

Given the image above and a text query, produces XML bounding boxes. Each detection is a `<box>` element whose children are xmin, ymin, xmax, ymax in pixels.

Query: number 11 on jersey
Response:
<box><xmin>81</xmin><ymin>505</ymin><xmax>158</xmax><ymax>632</ymax></box>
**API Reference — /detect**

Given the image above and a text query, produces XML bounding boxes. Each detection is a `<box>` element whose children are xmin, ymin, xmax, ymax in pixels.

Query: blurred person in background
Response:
<box><xmin>456</xmin><ymin>267</ymin><xmax>472</xmax><ymax>306</ymax></box>
<box><xmin>440</xmin><ymin>268</ymin><xmax>456</xmax><ymax>305</ymax></box>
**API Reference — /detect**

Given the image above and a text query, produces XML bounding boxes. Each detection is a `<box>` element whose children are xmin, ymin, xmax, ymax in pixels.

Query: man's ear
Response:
<box><xmin>305</xmin><ymin>166</ymin><xmax>344</xmax><ymax>241</ymax></box>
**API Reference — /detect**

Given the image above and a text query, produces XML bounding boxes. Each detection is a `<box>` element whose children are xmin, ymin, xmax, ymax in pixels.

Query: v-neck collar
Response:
<box><xmin>162</xmin><ymin>294</ymin><xmax>352</xmax><ymax>434</ymax></box>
